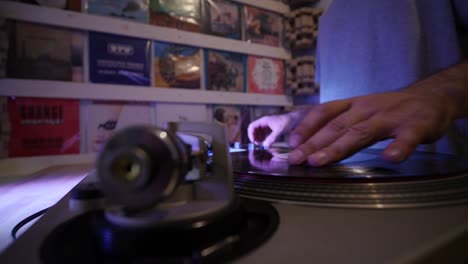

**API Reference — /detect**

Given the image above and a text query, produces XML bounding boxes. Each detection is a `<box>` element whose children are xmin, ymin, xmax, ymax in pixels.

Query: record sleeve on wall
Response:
<box><xmin>150</xmin><ymin>0</ymin><xmax>201</xmax><ymax>32</ymax></box>
<box><xmin>88</xmin><ymin>32</ymin><xmax>151</xmax><ymax>86</ymax></box>
<box><xmin>153</xmin><ymin>41</ymin><xmax>201</xmax><ymax>89</ymax></box>
<box><xmin>247</xmin><ymin>56</ymin><xmax>284</xmax><ymax>94</ymax></box>
<box><xmin>155</xmin><ymin>103</ymin><xmax>209</xmax><ymax>129</ymax></box>
<box><xmin>211</xmin><ymin>104</ymin><xmax>250</xmax><ymax>145</ymax></box>
<box><xmin>245</xmin><ymin>6</ymin><xmax>281</xmax><ymax>47</ymax></box>
<box><xmin>83</xmin><ymin>100</ymin><xmax>155</xmax><ymax>153</ymax></box>
<box><xmin>203</xmin><ymin>0</ymin><xmax>241</xmax><ymax>39</ymax></box>
<box><xmin>206</xmin><ymin>50</ymin><xmax>245</xmax><ymax>92</ymax></box>
<box><xmin>85</xmin><ymin>0</ymin><xmax>149</xmax><ymax>23</ymax></box>
<box><xmin>7</xmin><ymin>21</ymin><xmax>84</xmax><ymax>82</ymax></box>
<box><xmin>6</xmin><ymin>97</ymin><xmax>80</xmax><ymax>157</ymax></box>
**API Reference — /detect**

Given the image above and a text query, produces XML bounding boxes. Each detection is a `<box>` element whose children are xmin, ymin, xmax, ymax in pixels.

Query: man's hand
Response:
<box><xmin>288</xmin><ymin>60</ymin><xmax>468</xmax><ymax>166</ymax></box>
<box><xmin>247</xmin><ymin>61</ymin><xmax>468</xmax><ymax>166</ymax></box>
<box><xmin>247</xmin><ymin>113</ymin><xmax>294</xmax><ymax>147</ymax></box>
<box><xmin>288</xmin><ymin>91</ymin><xmax>458</xmax><ymax>166</ymax></box>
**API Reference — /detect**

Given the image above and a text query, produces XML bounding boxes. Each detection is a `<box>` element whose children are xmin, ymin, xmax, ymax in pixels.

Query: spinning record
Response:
<box><xmin>231</xmin><ymin>148</ymin><xmax>468</xmax><ymax>208</ymax></box>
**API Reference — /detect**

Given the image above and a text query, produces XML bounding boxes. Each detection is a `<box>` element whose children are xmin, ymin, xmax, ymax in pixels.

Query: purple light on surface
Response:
<box><xmin>0</xmin><ymin>169</ymin><xmax>88</xmax><ymax>252</ymax></box>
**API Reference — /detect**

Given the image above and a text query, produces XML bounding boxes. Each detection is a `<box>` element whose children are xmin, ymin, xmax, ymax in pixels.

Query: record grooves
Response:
<box><xmin>231</xmin><ymin>149</ymin><xmax>468</xmax><ymax>208</ymax></box>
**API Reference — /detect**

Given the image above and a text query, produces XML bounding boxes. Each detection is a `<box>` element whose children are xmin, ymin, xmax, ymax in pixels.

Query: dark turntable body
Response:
<box><xmin>2</xmin><ymin>125</ymin><xmax>468</xmax><ymax>264</ymax></box>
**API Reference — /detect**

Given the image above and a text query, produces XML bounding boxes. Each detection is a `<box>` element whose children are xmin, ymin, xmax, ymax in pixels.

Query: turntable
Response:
<box><xmin>1</xmin><ymin>123</ymin><xmax>468</xmax><ymax>264</ymax></box>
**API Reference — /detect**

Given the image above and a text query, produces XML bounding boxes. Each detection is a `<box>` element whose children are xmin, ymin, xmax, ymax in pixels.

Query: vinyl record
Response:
<box><xmin>231</xmin><ymin>148</ymin><xmax>468</xmax><ymax>208</ymax></box>
<box><xmin>232</xmin><ymin>148</ymin><xmax>468</xmax><ymax>181</ymax></box>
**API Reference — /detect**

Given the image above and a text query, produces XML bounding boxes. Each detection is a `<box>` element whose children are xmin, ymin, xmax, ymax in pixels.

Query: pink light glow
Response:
<box><xmin>0</xmin><ymin>165</ymin><xmax>90</xmax><ymax>252</ymax></box>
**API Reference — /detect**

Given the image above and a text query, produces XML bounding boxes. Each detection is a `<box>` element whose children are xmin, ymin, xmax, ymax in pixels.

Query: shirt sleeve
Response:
<box><xmin>453</xmin><ymin>0</ymin><xmax>468</xmax><ymax>28</ymax></box>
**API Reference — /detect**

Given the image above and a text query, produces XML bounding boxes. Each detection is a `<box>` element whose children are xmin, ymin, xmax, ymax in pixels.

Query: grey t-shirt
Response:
<box><xmin>316</xmin><ymin>0</ymin><xmax>468</xmax><ymax>155</ymax></box>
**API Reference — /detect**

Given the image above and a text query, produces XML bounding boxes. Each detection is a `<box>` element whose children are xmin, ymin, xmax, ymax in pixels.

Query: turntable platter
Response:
<box><xmin>231</xmin><ymin>149</ymin><xmax>468</xmax><ymax>208</ymax></box>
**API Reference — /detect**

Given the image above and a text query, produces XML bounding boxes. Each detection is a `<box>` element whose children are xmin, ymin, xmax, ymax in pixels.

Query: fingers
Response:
<box><xmin>262</xmin><ymin>128</ymin><xmax>281</xmax><ymax>147</ymax></box>
<box><xmin>294</xmin><ymin>120</ymin><xmax>424</xmax><ymax>166</ymax></box>
<box><xmin>247</xmin><ymin>114</ymin><xmax>290</xmax><ymax>146</ymax></box>
<box><xmin>289</xmin><ymin>100</ymin><xmax>351</xmax><ymax>147</ymax></box>
<box><xmin>304</xmin><ymin>119</ymin><xmax>387</xmax><ymax>166</ymax></box>
<box><xmin>288</xmin><ymin>106</ymin><xmax>374</xmax><ymax>164</ymax></box>
<box><xmin>247</xmin><ymin>117</ymin><xmax>269</xmax><ymax>144</ymax></box>
<box><xmin>382</xmin><ymin>128</ymin><xmax>422</xmax><ymax>162</ymax></box>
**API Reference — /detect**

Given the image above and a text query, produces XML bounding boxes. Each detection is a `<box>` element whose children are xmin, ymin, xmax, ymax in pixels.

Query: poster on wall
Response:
<box><xmin>6</xmin><ymin>97</ymin><xmax>80</xmax><ymax>157</ymax></box>
<box><xmin>83</xmin><ymin>100</ymin><xmax>154</xmax><ymax>153</ymax></box>
<box><xmin>85</xmin><ymin>0</ymin><xmax>149</xmax><ymax>23</ymax></box>
<box><xmin>206</xmin><ymin>50</ymin><xmax>245</xmax><ymax>92</ymax></box>
<box><xmin>245</xmin><ymin>6</ymin><xmax>281</xmax><ymax>47</ymax></box>
<box><xmin>204</xmin><ymin>0</ymin><xmax>241</xmax><ymax>39</ymax></box>
<box><xmin>7</xmin><ymin>21</ymin><xmax>84</xmax><ymax>82</ymax></box>
<box><xmin>150</xmin><ymin>0</ymin><xmax>201</xmax><ymax>32</ymax></box>
<box><xmin>153</xmin><ymin>41</ymin><xmax>201</xmax><ymax>89</ymax></box>
<box><xmin>88</xmin><ymin>32</ymin><xmax>151</xmax><ymax>86</ymax></box>
<box><xmin>247</xmin><ymin>56</ymin><xmax>284</xmax><ymax>94</ymax></box>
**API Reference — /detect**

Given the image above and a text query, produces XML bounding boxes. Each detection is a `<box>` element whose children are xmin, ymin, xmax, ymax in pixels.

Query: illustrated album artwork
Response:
<box><xmin>204</xmin><ymin>0</ymin><xmax>241</xmax><ymax>39</ymax></box>
<box><xmin>212</xmin><ymin>104</ymin><xmax>250</xmax><ymax>145</ymax></box>
<box><xmin>153</xmin><ymin>41</ymin><xmax>201</xmax><ymax>89</ymax></box>
<box><xmin>86</xmin><ymin>0</ymin><xmax>150</xmax><ymax>23</ymax></box>
<box><xmin>206</xmin><ymin>50</ymin><xmax>245</xmax><ymax>92</ymax></box>
<box><xmin>248</xmin><ymin>56</ymin><xmax>284</xmax><ymax>94</ymax></box>
<box><xmin>150</xmin><ymin>0</ymin><xmax>201</xmax><ymax>32</ymax></box>
<box><xmin>245</xmin><ymin>6</ymin><xmax>281</xmax><ymax>47</ymax></box>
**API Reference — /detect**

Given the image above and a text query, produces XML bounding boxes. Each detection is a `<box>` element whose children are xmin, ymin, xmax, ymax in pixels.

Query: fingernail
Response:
<box><xmin>289</xmin><ymin>149</ymin><xmax>305</xmax><ymax>164</ymax></box>
<box><xmin>383</xmin><ymin>148</ymin><xmax>402</xmax><ymax>161</ymax></box>
<box><xmin>289</xmin><ymin>134</ymin><xmax>301</xmax><ymax>147</ymax></box>
<box><xmin>308</xmin><ymin>151</ymin><xmax>328</xmax><ymax>166</ymax></box>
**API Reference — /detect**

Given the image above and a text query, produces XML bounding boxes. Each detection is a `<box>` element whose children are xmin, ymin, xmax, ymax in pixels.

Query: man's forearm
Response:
<box><xmin>404</xmin><ymin>60</ymin><xmax>468</xmax><ymax>119</ymax></box>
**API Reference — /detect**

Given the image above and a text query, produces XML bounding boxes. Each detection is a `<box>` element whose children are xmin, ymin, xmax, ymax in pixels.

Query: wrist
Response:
<box><xmin>404</xmin><ymin>60</ymin><xmax>468</xmax><ymax>120</ymax></box>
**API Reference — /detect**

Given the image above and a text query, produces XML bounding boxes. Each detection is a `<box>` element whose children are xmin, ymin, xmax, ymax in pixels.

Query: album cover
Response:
<box><xmin>7</xmin><ymin>21</ymin><xmax>84</xmax><ymax>82</ymax></box>
<box><xmin>0</xmin><ymin>97</ymin><xmax>9</xmax><ymax>159</ymax></box>
<box><xmin>155</xmin><ymin>103</ymin><xmax>209</xmax><ymax>129</ymax></box>
<box><xmin>211</xmin><ymin>104</ymin><xmax>250</xmax><ymax>145</ymax></box>
<box><xmin>149</xmin><ymin>0</ymin><xmax>201</xmax><ymax>32</ymax></box>
<box><xmin>203</xmin><ymin>0</ymin><xmax>241</xmax><ymax>39</ymax></box>
<box><xmin>14</xmin><ymin>0</ymin><xmax>83</xmax><ymax>11</ymax></box>
<box><xmin>6</xmin><ymin>97</ymin><xmax>80</xmax><ymax>157</ymax></box>
<box><xmin>206</xmin><ymin>50</ymin><xmax>245</xmax><ymax>92</ymax></box>
<box><xmin>85</xmin><ymin>0</ymin><xmax>149</xmax><ymax>23</ymax></box>
<box><xmin>245</xmin><ymin>6</ymin><xmax>281</xmax><ymax>47</ymax></box>
<box><xmin>83</xmin><ymin>100</ymin><xmax>155</xmax><ymax>153</ymax></box>
<box><xmin>153</xmin><ymin>41</ymin><xmax>201</xmax><ymax>89</ymax></box>
<box><xmin>88</xmin><ymin>32</ymin><xmax>151</xmax><ymax>86</ymax></box>
<box><xmin>247</xmin><ymin>56</ymin><xmax>284</xmax><ymax>94</ymax></box>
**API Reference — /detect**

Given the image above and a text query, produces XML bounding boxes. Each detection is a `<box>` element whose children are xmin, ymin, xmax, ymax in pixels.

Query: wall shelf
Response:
<box><xmin>0</xmin><ymin>1</ymin><xmax>290</xmax><ymax>60</ymax></box>
<box><xmin>0</xmin><ymin>0</ymin><xmax>294</xmax><ymax>178</ymax></box>
<box><xmin>0</xmin><ymin>79</ymin><xmax>293</xmax><ymax>106</ymax></box>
